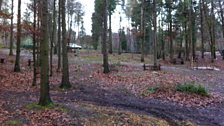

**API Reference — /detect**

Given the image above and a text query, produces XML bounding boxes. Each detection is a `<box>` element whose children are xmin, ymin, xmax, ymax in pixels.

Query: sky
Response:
<box><xmin>12</xmin><ymin>0</ymin><xmax>129</xmax><ymax>35</ymax></box>
<box><xmin>77</xmin><ymin>0</ymin><xmax>129</xmax><ymax>35</ymax></box>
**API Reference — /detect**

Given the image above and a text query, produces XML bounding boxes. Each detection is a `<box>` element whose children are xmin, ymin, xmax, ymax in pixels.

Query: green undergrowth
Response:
<box><xmin>5</xmin><ymin>119</ymin><xmax>22</xmax><ymax>126</ymax></box>
<box><xmin>82</xmin><ymin>55</ymin><xmax>102</xmax><ymax>61</ymax></box>
<box><xmin>141</xmin><ymin>86</ymin><xmax>159</xmax><ymax>96</ymax></box>
<box><xmin>146</xmin><ymin>87</ymin><xmax>159</xmax><ymax>94</ymax></box>
<box><xmin>25</xmin><ymin>103</ymin><xmax>69</xmax><ymax>112</ymax></box>
<box><xmin>142</xmin><ymin>82</ymin><xmax>209</xmax><ymax>97</ymax></box>
<box><xmin>176</xmin><ymin>82</ymin><xmax>209</xmax><ymax>96</ymax></box>
<box><xmin>0</xmin><ymin>43</ymin><xmax>4</xmax><ymax>48</ymax></box>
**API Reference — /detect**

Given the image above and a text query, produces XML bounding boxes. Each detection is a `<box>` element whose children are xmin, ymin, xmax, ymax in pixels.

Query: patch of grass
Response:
<box><xmin>141</xmin><ymin>86</ymin><xmax>159</xmax><ymax>96</ymax></box>
<box><xmin>25</xmin><ymin>103</ymin><xmax>54</xmax><ymax>110</ymax></box>
<box><xmin>55</xmin><ymin>104</ymin><xmax>70</xmax><ymax>113</ymax></box>
<box><xmin>78</xmin><ymin>102</ymin><xmax>170</xmax><ymax>126</ymax></box>
<box><xmin>181</xmin><ymin>120</ymin><xmax>197</xmax><ymax>126</ymax></box>
<box><xmin>6</xmin><ymin>119</ymin><xmax>22</xmax><ymax>126</ymax></box>
<box><xmin>110</xmin><ymin>62</ymin><xmax>123</xmax><ymax>71</ymax></box>
<box><xmin>147</xmin><ymin>87</ymin><xmax>159</xmax><ymax>94</ymax></box>
<box><xmin>25</xmin><ymin>103</ymin><xmax>69</xmax><ymax>112</ymax></box>
<box><xmin>176</xmin><ymin>82</ymin><xmax>208</xmax><ymax>96</ymax></box>
<box><xmin>82</xmin><ymin>55</ymin><xmax>102</xmax><ymax>61</ymax></box>
<box><xmin>113</xmin><ymin>61</ymin><xmax>122</xmax><ymax>66</ymax></box>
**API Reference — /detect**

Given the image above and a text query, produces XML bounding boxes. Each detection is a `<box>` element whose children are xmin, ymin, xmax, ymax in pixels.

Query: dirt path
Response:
<box><xmin>1</xmin><ymin>82</ymin><xmax>223</xmax><ymax>126</ymax></box>
<box><xmin>56</xmin><ymin>84</ymin><xmax>224</xmax><ymax>126</ymax></box>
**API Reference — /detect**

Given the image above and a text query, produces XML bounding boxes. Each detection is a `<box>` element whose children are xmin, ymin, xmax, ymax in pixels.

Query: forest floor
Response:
<box><xmin>1</xmin><ymin>49</ymin><xmax>224</xmax><ymax>126</ymax></box>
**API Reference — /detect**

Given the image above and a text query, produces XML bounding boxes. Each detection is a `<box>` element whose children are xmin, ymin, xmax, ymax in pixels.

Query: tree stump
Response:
<box><xmin>0</xmin><ymin>58</ymin><xmax>5</xmax><ymax>63</ymax></box>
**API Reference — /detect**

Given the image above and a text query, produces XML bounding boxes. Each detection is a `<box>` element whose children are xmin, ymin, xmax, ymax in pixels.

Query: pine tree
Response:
<box><xmin>38</xmin><ymin>0</ymin><xmax>52</xmax><ymax>106</ymax></box>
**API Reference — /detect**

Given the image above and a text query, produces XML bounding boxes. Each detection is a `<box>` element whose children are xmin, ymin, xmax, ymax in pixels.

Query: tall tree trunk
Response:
<box><xmin>60</xmin><ymin>0</ymin><xmax>71</xmax><ymax>89</ymax></box>
<box><xmin>38</xmin><ymin>0</ymin><xmax>52</xmax><ymax>106</ymax></box>
<box><xmin>204</xmin><ymin>0</ymin><xmax>216</xmax><ymax>62</ymax></box>
<box><xmin>188</xmin><ymin>0</ymin><xmax>193</xmax><ymax>60</ymax></box>
<box><xmin>103</xmin><ymin>0</ymin><xmax>110</xmax><ymax>73</ymax></box>
<box><xmin>67</xmin><ymin>11</ymin><xmax>70</xmax><ymax>33</ymax></box>
<box><xmin>218</xmin><ymin>0</ymin><xmax>224</xmax><ymax>39</ymax></box>
<box><xmin>200</xmin><ymin>0</ymin><xmax>205</xmax><ymax>59</ymax></box>
<box><xmin>188</xmin><ymin>0</ymin><xmax>193</xmax><ymax>63</ymax></box>
<box><xmin>32</xmin><ymin>0</ymin><xmax>37</xmax><ymax>86</ymax></box>
<box><xmin>37</xmin><ymin>0</ymin><xmax>41</xmax><ymax>66</ymax></box>
<box><xmin>140</xmin><ymin>0</ymin><xmax>145</xmax><ymax>62</ymax></box>
<box><xmin>14</xmin><ymin>0</ymin><xmax>21</xmax><ymax>72</ymax></box>
<box><xmin>108</xmin><ymin>1</ymin><xmax>113</xmax><ymax>54</ymax></box>
<box><xmin>50</xmin><ymin>0</ymin><xmax>56</xmax><ymax>76</ymax></box>
<box><xmin>68</xmin><ymin>15</ymin><xmax>73</xmax><ymax>46</ymax></box>
<box><xmin>161</xmin><ymin>22</ymin><xmax>165</xmax><ymax>60</ymax></box>
<box><xmin>211</xmin><ymin>0</ymin><xmax>216</xmax><ymax>61</ymax></box>
<box><xmin>185</xmin><ymin>22</ymin><xmax>189</xmax><ymax>61</ymax></box>
<box><xmin>77</xmin><ymin>18</ymin><xmax>80</xmax><ymax>42</ymax></box>
<box><xmin>168</xmin><ymin>0</ymin><xmax>173</xmax><ymax>60</ymax></box>
<box><xmin>0</xmin><ymin>0</ymin><xmax>2</xmax><ymax>11</ymax></box>
<box><xmin>191</xmin><ymin>1</ymin><xmax>196</xmax><ymax>60</ymax></box>
<box><xmin>57</xmin><ymin>0</ymin><xmax>61</xmax><ymax>72</ymax></box>
<box><xmin>153</xmin><ymin>0</ymin><xmax>157</xmax><ymax>66</ymax></box>
<box><xmin>118</xmin><ymin>15</ymin><xmax>121</xmax><ymax>55</ymax></box>
<box><xmin>184</xmin><ymin>0</ymin><xmax>189</xmax><ymax>61</ymax></box>
<box><xmin>67</xmin><ymin>13</ymin><xmax>71</xmax><ymax>46</ymax></box>
<box><xmin>178</xmin><ymin>30</ymin><xmax>183</xmax><ymax>59</ymax></box>
<box><xmin>9</xmin><ymin>0</ymin><xmax>14</xmax><ymax>56</ymax></box>
<box><xmin>48</xmin><ymin>14</ymin><xmax>53</xmax><ymax>76</ymax></box>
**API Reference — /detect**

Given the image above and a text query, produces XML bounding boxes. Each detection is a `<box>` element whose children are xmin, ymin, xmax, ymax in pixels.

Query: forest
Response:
<box><xmin>0</xmin><ymin>0</ymin><xmax>224</xmax><ymax>125</ymax></box>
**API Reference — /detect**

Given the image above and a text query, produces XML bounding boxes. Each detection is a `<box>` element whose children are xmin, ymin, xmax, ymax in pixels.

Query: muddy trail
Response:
<box><xmin>50</xmin><ymin>80</ymin><xmax>223</xmax><ymax>126</ymax></box>
<box><xmin>64</xmin><ymin>59</ymin><xmax>224</xmax><ymax>126</ymax></box>
<box><xmin>64</xmin><ymin>60</ymin><xmax>224</xmax><ymax>126</ymax></box>
<box><xmin>1</xmin><ymin>82</ymin><xmax>223</xmax><ymax>126</ymax></box>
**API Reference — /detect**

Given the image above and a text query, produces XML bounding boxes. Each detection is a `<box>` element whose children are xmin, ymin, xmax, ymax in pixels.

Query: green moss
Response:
<box><xmin>5</xmin><ymin>119</ymin><xmax>22</xmax><ymax>126</ymax></box>
<box><xmin>25</xmin><ymin>103</ymin><xmax>69</xmax><ymax>113</ymax></box>
<box><xmin>176</xmin><ymin>82</ymin><xmax>208</xmax><ymax>96</ymax></box>
<box><xmin>25</xmin><ymin>103</ymin><xmax>54</xmax><ymax>110</ymax></box>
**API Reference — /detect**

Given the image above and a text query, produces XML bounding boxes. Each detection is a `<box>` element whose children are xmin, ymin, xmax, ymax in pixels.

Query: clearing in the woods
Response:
<box><xmin>1</xmin><ymin>49</ymin><xmax>224</xmax><ymax>126</ymax></box>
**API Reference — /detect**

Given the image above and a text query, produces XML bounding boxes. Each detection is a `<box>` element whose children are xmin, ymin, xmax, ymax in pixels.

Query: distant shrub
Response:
<box><xmin>0</xmin><ymin>43</ymin><xmax>4</xmax><ymax>48</ymax></box>
<box><xmin>141</xmin><ymin>86</ymin><xmax>159</xmax><ymax>96</ymax></box>
<box><xmin>176</xmin><ymin>82</ymin><xmax>208</xmax><ymax>96</ymax></box>
<box><xmin>147</xmin><ymin>87</ymin><xmax>158</xmax><ymax>94</ymax></box>
<box><xmin>22</xmin><ymin>44</ymin><xmax>33</xmax><ymax>49</ymax></box>
<box><xmin>113</xmin><ymin>61</ymin><xmax>122</xmax><ymax>66</ymax></box>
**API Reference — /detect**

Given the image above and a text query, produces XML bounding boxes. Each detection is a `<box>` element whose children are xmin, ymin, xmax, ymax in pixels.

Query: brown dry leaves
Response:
<box><xmin>93</xmin><ymin>65</ymin><xmax>223</xmax><ymax>107</ymax></box>
<box><xmin>18</xmin><ymin>108</ymin><xmax>73</xmax><ymax>126</ymax></box>
<box><xmin>145</xmin><ymin>90</ymin><xmax>222</xmax><ymax>107</ymax></box>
